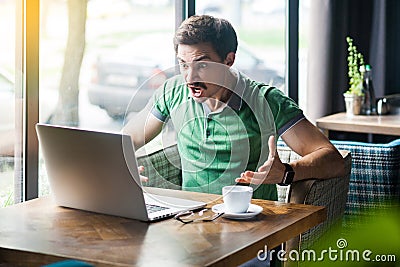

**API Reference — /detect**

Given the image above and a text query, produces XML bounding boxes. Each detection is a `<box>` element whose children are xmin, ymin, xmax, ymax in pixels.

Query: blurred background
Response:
<box><xmin>0</xmin><ymin>0</ymin><xmax>311</xmax><ymax>205</ymax></box>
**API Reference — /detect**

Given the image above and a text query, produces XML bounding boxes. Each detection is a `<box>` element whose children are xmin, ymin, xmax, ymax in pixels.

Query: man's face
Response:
<box><xmin>176</xmin><ymin>42</ymin><xmax>233</xmax><ymax>102</ymax></box>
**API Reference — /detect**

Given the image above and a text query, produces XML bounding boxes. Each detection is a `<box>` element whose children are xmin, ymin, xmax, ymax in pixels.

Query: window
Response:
<box><xmin>298</xmin><ymin>0</ymin><xmax>311</xmax><ymax>110</ymax></box>
<box><xmin>14</xmin><ymin>0</ymin><xmax>304</xmax><ymax>200</ymax></box>
<box><xmin>0</xmin><ymin>0</ymin><xmax>23</xmax><ymax>206</ymax></box>
<box><xmin>38</xmin><ymin>0</ymin><xmax>177</xmax><ymax>196</ymax></box>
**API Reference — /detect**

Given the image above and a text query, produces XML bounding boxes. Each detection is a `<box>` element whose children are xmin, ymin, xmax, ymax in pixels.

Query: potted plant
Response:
<box><xmin>344</xmin><ymin>36</ymin><xmax>365</xmax><ymax>116</ymax></box>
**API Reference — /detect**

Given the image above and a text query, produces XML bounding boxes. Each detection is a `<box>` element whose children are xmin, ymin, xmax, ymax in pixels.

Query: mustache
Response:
<box><xmin>187</xmin><ymin>82</ymin><xmax>207</xmax><ymax>90</ymax></box>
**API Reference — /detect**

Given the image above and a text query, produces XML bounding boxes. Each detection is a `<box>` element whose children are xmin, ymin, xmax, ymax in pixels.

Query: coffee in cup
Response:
<box><xmin>222</xmin><ymin>185</ymin><xmax>253</xmax><ymax>213</ymax></box>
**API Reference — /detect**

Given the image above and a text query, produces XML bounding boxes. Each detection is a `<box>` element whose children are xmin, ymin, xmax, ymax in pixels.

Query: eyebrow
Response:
<box><xmin>177</xmin><ymin>55</ymin><xmax>211</xmax><ymax>63</ymax></box>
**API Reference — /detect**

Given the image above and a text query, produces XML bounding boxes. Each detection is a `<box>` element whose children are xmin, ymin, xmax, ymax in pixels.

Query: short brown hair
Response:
<box><xmin>174</xmin><ymin>15</ymin><xmax>238</xmax><ymax>61</ymax></box>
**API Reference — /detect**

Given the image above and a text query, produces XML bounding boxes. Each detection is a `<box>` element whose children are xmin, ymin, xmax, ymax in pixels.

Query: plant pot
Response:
<box><xmin>344</xmin><ymin>93</ymin><xmax>364</xmax><ymax>117</ymax></box>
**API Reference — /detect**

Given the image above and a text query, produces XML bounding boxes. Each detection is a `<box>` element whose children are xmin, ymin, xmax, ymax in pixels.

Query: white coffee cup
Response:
<box><xmin>222</xmin><ymin>185</ymin><xmax>253</xmax><ymax>213</ymax></box>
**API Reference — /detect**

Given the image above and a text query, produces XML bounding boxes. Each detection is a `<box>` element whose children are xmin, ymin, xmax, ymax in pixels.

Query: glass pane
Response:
<box><xmin>299</xmin><ymin>0</ymin><xmax>311</xmax><ymax>111</ymax></box>
<box><xmin>0</xmin><ymin>0</ymin><xmax>21</xmax><ymax>206</ymax></box>
<box><xmin>39</xmin><ymin>0</ymin><xmax>176</xmax><ymax>196</ymax></box>
<box><xmin>196</xmin><ymin>0</ymin><xmax>286</xmax><ymax>90</ymax></box>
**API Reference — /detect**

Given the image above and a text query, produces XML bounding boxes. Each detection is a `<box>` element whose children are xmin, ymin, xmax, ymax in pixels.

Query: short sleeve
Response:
<box><xmin>264</xmin><ymin>87</ymin><xmax>304</xmax><ymax>136</ymax></box>
<box><xmin>150</xmin><ymin>75</ymin><xmax>186</xmax><ymax>122</ymax></box>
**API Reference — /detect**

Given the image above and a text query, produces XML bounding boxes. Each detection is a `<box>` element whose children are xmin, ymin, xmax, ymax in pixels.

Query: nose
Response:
<box><xmin>184</xmin><ymin>64</ymin><xmax>198</xmax><ymax>84</ymax></box>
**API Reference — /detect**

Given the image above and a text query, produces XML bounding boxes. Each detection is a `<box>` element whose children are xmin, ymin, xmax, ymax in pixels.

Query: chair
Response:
<box><xmin>330</xmin><ymin>139</ymin><xmax>400</xmax><ymax>229</ymax></box>
<box><xmin>277</xmin><ymin>145</ymin><xmax>351</xmax><ymax>252</ymax></box>
<box><xmin>137</xmin><ymin>144</ymin><xmax>182</xmax><ymax>190</ymax></box>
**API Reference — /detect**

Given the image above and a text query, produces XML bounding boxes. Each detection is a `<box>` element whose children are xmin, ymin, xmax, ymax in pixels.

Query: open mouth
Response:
<box><xmin>189</xmin><ymin>87</ymin><xmax>203</xmax><ymax>97</ymax></box>
<box><xmin>188</xmin><ymin>82</ymin><xmax>207</xmax><ymax>98</ymax></box>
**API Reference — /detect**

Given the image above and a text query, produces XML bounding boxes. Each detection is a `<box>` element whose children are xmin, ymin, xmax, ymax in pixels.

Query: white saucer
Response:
<box><xmin>212</xmin><ymin>203</ymin><xmax>263</xmax><ymax>220</ymax></box>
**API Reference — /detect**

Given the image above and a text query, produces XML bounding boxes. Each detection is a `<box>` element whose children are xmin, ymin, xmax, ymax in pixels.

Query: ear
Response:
<box><xmin>224</xmin><ymin>52</ymin><xmax>236</xmax><ymax>66</ymax></box>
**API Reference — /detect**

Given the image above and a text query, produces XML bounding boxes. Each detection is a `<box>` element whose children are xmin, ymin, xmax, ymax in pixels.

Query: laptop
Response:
<box><xmin>36</xmin><ymin>123</ymin><xmax>206</xmax><ymax>221</ymax></box>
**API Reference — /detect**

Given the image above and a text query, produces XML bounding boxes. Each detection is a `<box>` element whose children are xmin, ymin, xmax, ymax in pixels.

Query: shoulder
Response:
<box><xmin>154</xmin><ymin>74</ymin><xmax>188</xmax><ymax>102</ymax></box>
<box><xmin>164</xmin><ymin>74</ymin><xmax>186</xmax><ymax>88</ymax></box>
<box><xmin>151</xmin><ymin>74</ymin><xmax>189</xmax><ymax>120</ymax></box>
<box><xmin>241</xmin><ymin>74</ymin><xmax>304</xmax><ymax>135</ymax></box>
<box><xmin>163</xmin><ymin>75</ymin><xmax>186</xmax><ymax>94</ymax></box>
<box><xmin>239</xmin><ymin>73</ymin><xmax>279</xmax><ymax>98</ymax></box>
<box><xmin>240</xmin><ymin>75</ymin><xmax>284</xmax><ymax>106</ymax></box>
<box><xmin>246</xmin><ymin>80</ymin><xmax>300</xmax><ymax>114</ymax></box>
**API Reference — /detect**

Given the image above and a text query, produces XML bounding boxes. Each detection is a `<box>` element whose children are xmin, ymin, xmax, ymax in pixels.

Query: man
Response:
<box><xmin>123</xmin><ymin>15</ymin><xmax>345</xmax><ymax>201</ymax></box>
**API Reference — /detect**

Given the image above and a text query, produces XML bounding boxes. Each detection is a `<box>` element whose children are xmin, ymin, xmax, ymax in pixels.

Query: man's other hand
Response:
<box><xmin>138</xmin><ymin>165</ymin><xmax>149</xmax><ymax>183</ymax></box>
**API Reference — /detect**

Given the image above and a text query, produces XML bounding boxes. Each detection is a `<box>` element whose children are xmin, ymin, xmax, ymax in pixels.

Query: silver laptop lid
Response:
<box><xmin>36</xmin><ymin>123</ymin><xmax>206</xmax><ymax>221</ymax></box>
<box><xmin>36</xmin><ymin>123</ymin><xmax>151</xmax><ymax>220</ymax></box>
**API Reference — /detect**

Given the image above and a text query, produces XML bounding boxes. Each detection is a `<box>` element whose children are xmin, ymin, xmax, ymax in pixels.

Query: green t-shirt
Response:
<box><xmin>151</xmin><ymin>72</ymin><xmax>304</xmax><ymax>200</ymax></box>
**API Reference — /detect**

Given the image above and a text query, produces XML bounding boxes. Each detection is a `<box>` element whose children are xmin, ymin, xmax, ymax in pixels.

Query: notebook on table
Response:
<box><xmin>36</xmin><ymin>123</ymin><xmax>206</xmax><ymax>221</ymax></box>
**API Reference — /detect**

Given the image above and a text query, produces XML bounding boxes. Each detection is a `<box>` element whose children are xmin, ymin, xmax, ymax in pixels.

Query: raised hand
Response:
<box><xmin>235</xmin><ymin>135</ymin><xmax>285</xmax><ymax>185</ymax></box>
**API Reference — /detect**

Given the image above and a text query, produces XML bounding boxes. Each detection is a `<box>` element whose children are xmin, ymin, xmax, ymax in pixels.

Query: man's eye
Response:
<box><xmin>180</xmin><ymin>63</ymin><xmax>188</xmax><ymax>69</ymax></box>
<box><xmin>198</xmin><ymin>62</ymin><xmax>208</xmax><ymax>69</ymax></box>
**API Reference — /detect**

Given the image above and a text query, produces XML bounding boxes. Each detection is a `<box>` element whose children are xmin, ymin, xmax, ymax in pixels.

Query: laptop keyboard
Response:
<box><xmin>146</xmin><ymin>204</ymin><xmax>170</xmax><ymax>214</ymax></box>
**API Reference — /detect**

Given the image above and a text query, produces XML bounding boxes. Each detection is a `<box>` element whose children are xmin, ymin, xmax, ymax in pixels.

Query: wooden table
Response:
<box><xmin>316</xmin><ymin>112</ymin><xmax>400</xmax><ymax>137</ymax></box>
<box><xmin>0</xmin><ymin>188</ymin><xmax>326</xmax><ymax>267</ymax></box>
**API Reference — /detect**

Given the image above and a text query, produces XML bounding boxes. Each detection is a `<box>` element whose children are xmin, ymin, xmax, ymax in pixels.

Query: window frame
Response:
<box><xmin>287</xmin><ymin>0</ymin><xmax>299</xmax><ymax>103</ymax></box>
<box><xmin>21</xmin><ymin>0</ymin><xmax>40</xmax><ymax>201</ymax></box>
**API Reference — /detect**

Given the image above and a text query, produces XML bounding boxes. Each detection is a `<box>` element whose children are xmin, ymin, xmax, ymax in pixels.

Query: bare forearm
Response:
<box><xmin>122</xmin><ymin>121</ymin><xmax>148</xmax><ymax>150</ymax></box>
<box><xmin>122</xmin><ymin>106</ymin><xmax>163</xmax><ymax>150</ymax></box>
<box><xmin>289</xmin><ymin>146</ymin><xmax>346</xmax><ymax>181</ymax></box>
<box><xmin>281</xmin><ymin>119</ymin><xmax>347</xmax><ymax>182</ymax></box>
